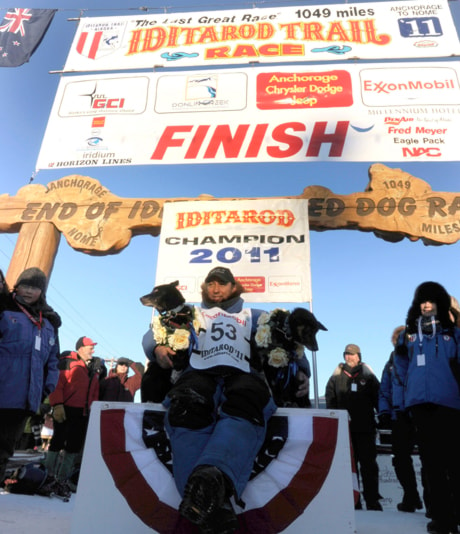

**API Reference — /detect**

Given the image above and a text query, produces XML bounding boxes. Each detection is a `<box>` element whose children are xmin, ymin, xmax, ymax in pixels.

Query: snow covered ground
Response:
<box><xmin>0</xmin><ymin>490</ymin><xmax>431</xmax><ymax>534</ymax></box>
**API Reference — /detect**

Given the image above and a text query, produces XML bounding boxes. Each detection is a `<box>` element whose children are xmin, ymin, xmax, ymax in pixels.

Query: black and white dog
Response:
<box><xmin>140</xmin><ymin>280</ymin><xmax>195</xmax><ymax>371</ymax></box>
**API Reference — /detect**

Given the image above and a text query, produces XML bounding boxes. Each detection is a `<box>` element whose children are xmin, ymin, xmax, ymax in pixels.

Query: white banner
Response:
<box><xmin>36</xmin><ymin>62</ymin><xmax>460</xmax><ymax>168</ymax></box>
<box><xmin>72</xmin><ymin>403</ymin><xmax>355</xmax><ymax>534</ymax></box>
<box><xmin>63</xmin><ymin>0</ymin><xmax>460</xmax><ymax>71</ymax></box>
<box><xmin>154</xmin><ymin>199</ymin><xmax>311</xmax><ymax>303</ymax></box>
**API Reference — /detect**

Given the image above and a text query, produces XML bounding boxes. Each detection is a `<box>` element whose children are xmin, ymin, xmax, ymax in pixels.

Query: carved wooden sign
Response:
<box><xmin>1</xmin><ymin>164</ymin><xmax>459</xmax><ymax>257</ymax></box>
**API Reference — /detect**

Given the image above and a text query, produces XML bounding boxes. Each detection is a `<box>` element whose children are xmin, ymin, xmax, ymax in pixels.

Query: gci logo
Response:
<box><xmin>92</xmin><ymin>98</ymin><xmax>125</xmax><ymax>109</ymax></box>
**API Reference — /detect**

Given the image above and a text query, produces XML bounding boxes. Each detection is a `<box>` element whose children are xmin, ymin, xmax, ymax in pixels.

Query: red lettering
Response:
<box><xmin>151</xmin><ymin>126</ymin><xmax>193</xmax><ymax>159</ymax></box>
<box><xmin>150</xmin><ymin>121</ymin><xmax>349</xmax><ymax>161</ymax></box>
<box><xmin>185</xmin><ymin>125</ymin><xmax>210</xmax><ymax>159</ymax></box>
<box><xmin>268</xmin><ymin>122</ymin><xmax>305</xmax><ymax>158</ymax></box>
<box><xmin>232</xmin><ymin>44</ymin><xmax>258</xmax><ymax>58</ymax></box>
<box><xmin>258</xmin><ymin>43</ymin><xmax>280</xmax><ymax>56</ymax></box>
<box><xmin>402</xmin><ymin>147</ymin><xmax>441</xmax><ymax>157</ymax></box>
<box><xmin>203</xmin><ymin>124</ymin><xmax>250</xmax><ymax>159</ymax></box>
<box><xmin>306</xmin><ymin>121</ymin><xmax>349</xmax><ymax>157</ymax></box>
<box><xmin>205</xmin><ymin>46</ymin><xmax>230</xmax><ymax>58</ymax></box>
<box><xmin>245</xmin><ymin>124</ymin><xmax>268</xmax><ymax>157</ymax></box>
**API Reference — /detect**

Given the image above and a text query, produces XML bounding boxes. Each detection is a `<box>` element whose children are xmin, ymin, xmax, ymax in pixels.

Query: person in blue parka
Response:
<box><xmin>0</xmin><ymin>267</ymin><xmax>61</xmax><ymax>485</ymax></box>
<box><xmin>378</xmin><ymin>325</ymin><xmax>424</xmax><ymax>514</ymax></box>
<box><xmin>393</xmin><ymin>281</ymin><xmax>460</xmax><ymax>534</ymax></box>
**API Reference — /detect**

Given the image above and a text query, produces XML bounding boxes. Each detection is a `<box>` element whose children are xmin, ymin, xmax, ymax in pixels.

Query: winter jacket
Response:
<box><xmin>143</xmin><ymin>297</ymin><xmax>310</xmax><ymax>375</ymax></box>
<box><xmin>49</xmin><ymin>351</ymin><xmax>100</xmax><ymax>414</ymax></box>
<box><xmin>393</xmin><ymin>326</ymin><xmax>460</xmax><ymax>411</ymax></box>
<box><xmin>0</xmin><ymin>300</ymin><xmax>59</xmax><ymax>413</ymax></box>
<box><xmin>378</xmin><ymin>355</ymin><xmax>395</xmax><ymax>420</ymax></box>
<box><xmin>325</xmin><ymin>362</ymin><xmax>380</xmax><ymax>433</ymax></box>
<box><xmin>99</xmin><ymin>362</ymin><xmax>143</xmax><ymax>402</ymax></box>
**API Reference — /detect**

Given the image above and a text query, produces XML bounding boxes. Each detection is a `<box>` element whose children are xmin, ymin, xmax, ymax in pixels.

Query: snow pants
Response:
<box><xmin>48</xmin><ymin>406</ymin><xmax>89</xmax><ymax>454</ymax></box>
<box><xmin>351</xmin><ymin>430</ymin><xmax>381</xmax><ymax>505</ymax></box>
<box><xmin>0</xmin><ymin>409</ymin><xmax>28</xmax><ymax>482</ymax></box>
<box><xmin>164</xmin><ymin>369</ymin><xmax>277</xmax><ymax>499</ymax></box>
<box><xmin>391</xmin><ymin>412</ymin><xmax>422</xmax><ymax>503</ymax></box>
<box><xmin>411</xmin><ymin>404</ymin><xmax>460</xmax><ymax>528</ymax></box>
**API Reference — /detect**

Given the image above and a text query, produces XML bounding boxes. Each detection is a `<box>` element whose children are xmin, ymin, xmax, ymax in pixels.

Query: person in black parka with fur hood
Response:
<box><xmin>325</xmin><ymin>343</ymin><xmax>382</xmax><ymax>511</ymax></box>
<box><xmin>393</xmin><ymin>281</ymin><xmax>460</xmax><ymax>534</ymax></box>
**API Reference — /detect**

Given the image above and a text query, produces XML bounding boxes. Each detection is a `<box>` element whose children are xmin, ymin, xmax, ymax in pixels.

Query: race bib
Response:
<box><xmin>190</xmin><ymin>307</ymin><xmax>252</xmax><ymax>373</ymax></box>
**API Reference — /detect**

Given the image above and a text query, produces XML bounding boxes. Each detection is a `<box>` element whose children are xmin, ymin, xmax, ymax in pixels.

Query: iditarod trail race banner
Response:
<box><xmin>62</xmin><ymin>0</ymin><xmax>460</xmax><ymax>71</ymax></box>
<box><xmin>36</xmin><ymin>61</ymin><xmax>460</xmax><ymax>168</ymax></box>
<box><xmin>154</xmin><ymin>199</ymin><xmax>311</xmax><ymax>304</ymax></box>
<box><xmin>71</xmin><ymin>403</ymin><xmax>356</xmax><ymax>534</ymax></box>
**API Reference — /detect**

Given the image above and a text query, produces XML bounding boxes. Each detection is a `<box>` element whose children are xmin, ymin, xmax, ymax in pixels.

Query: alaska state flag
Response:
<box><xmin>0</xmin><ymin>8</ymin><xmax>56</xmax><ymax>67</ymax></box>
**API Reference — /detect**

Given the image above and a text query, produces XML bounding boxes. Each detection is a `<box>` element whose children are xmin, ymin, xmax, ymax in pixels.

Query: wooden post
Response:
<box><xmin>5</xmin><ymin>222</ymin><xmax>61</xmax><ymax>290</ymax></box>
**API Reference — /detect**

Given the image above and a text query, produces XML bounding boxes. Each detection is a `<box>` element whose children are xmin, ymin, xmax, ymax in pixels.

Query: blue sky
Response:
<box><xmin>1</xmin><ymin>0</ymin><xmax>460</xmax><ymax>402</ymax></box>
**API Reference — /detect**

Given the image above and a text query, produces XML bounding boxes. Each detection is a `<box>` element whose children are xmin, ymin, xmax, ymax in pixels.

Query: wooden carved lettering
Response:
<box><xmin>1</xmin><ymin>164</ymin><xmax>459</xmax><ymax>259</ymax></box>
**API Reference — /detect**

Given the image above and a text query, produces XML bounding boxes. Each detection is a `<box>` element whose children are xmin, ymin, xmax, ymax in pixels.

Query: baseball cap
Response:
<box><xmin>75</xmin><ymin>336</ymin><xmax>97</xmax><ymax>350</ymax></box>
<box><xmin>205</xmin><ymin>267</ymin><xmax>236</xmax><ymax>284</ymax></box>
<box><xmin>117</xmin><ymin>357</ymin><xmax>131</xmax><ymax>366</ymax></box>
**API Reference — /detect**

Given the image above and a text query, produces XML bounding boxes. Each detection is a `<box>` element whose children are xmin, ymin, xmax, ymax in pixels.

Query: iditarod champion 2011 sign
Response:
<box><xmin>62</xmin><ymin>0</ymin><xmax>460</xmax><ymax>71</ymax></box>
<box><xmin>154</xmin><ymin>198</ymin><xmax>312</xmax><ymax>303</ymax></box>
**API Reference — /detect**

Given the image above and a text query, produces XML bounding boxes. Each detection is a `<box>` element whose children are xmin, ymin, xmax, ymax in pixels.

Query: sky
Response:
<box><xmin>1</xmin><ymin>0</ymin><xmax>460</xmax><ymax>404</ymax></box>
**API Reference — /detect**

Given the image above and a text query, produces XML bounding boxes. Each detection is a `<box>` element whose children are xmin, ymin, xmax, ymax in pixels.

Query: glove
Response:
<box><xmin>39</xmin><ymin>402</ymin><xmax>52</xmax><ymax>416</ymax></box>
<box><xmin>378</xmin><ymin>413</ymin><xmax>392</xmax><ymax>429</ymax></box>
<box><xmin>134</xmin><ymin>362</ymin><xmax>145</xmax><ymax>374</ymax></box>
<box><xmin>53</xmin><ymin>404</ymin><xmax>66</xmax><ymax>423</ymax></box>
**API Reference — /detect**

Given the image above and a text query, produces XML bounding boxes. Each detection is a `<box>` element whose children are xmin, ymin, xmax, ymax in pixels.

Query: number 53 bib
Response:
<box><xmin>190</xmin><ymin>307</ymin><xmax>252</xmax><ymax>373</ymax></box>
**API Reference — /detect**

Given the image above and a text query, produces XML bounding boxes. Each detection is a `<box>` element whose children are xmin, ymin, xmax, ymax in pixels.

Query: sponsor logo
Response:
<box><xmin>268</xmin><ymin>277</ymin><xmax>302</xmax><ymax>292</ymax></box>
<box><xmin>402</xmin><ymin>147</ymin><xmax>441</xmax><ymax>157</ymax></box>
<box><xmin>76</xmin><ymin>21</ymin><xmax>126</xmax><ymax>60</ymax></box>
<box><xmin>384</xmin><ymin>117</ymin><xmax>414</xmax><ymax>125</ymax></box>
<box><xmin>87</xmin><ymin>137</ymin><xmax>103</xmax><ymax>146</ymax></box>
<box><xmin>237</xmin><ymin>276</ymin><xmax>265</xmax><ymax>293</ymax></box>
<box><xmin>92</xmin><ymin>117</ymin><xmax>106</xmax><ymax>128</ymax></box>
<box><xmin>414</xmin><ymin>40</ymin><xmax>438</xmax><ymax>48</ymax></box>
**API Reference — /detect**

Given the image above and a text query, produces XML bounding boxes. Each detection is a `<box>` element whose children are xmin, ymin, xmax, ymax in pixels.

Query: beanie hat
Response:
<box><xmin>343</xmin><ymin>343</ymin><xmax>361</xmax><ymax>361</ymax></box>
<box><xmin>15</xmin><ymin>267</ymin><xmax>47</xmax><ymax>293</ymax></box>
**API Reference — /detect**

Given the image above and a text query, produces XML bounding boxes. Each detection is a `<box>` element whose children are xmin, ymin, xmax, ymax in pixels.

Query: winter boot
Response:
<box><xmin>199</xmin><ymin>497</ymin><xmax>239</xmax><ymax>534</ymax></box>
<box><xmin>426</xmin><ymin>519</ymin><xmax>459</xmax><ymax>534</ymax></box>
<box><xmin>55</xmin><ymin>452</ymin><xmax>78</xmax><ymax>495</ymax></box>
<box><xmin>397</xmin><ymin>491</ymin><xmax>423</xmax><ymax>512</ymax></box>
<box><xmin>179</xmin><ymin>465</ymin><xmax>227</xmax><ymax>526</ymax></box>
<box><xmin>366</xmin><ymin>500</ymin><xmax>383</xmax><ymax>511</ymax></box>
<box><xmin>43</xmin><ymin>450</ymin><xmax>61</xmax><ymax>477</ymax></box>
<box><xmin>56</xmin><ymin>452</ymin><xmax>77</xmax><ymax>481</ymax></box>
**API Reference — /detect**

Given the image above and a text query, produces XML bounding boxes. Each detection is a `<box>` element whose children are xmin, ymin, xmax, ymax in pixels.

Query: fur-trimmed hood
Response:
<box><xmin>406</xmin><ymin>281</ymin><xmax>454</xmax><ymax>333</ymax></box>
<box><xmin>332</xmin><ymin>362</ymin><xmax>376</xmax><ymax>377</ymax></box>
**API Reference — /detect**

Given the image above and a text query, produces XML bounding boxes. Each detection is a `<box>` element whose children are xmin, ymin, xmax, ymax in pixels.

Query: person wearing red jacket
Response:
<box><xmin>44</xmin><ymin>336</ymin><xmax>104</xmax><ymax>496</ymax></box>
